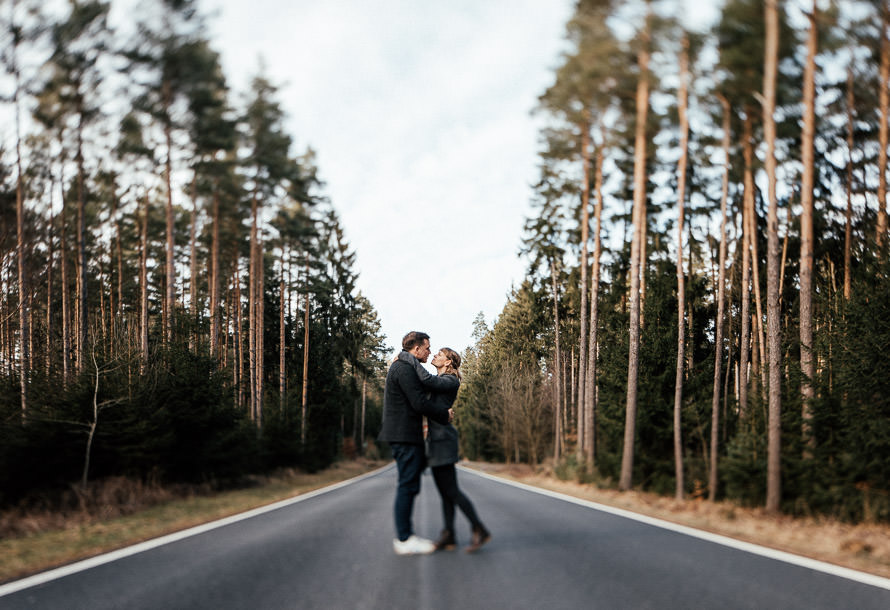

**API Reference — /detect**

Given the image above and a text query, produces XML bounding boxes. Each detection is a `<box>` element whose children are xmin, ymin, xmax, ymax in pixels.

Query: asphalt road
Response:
<box><xmin>2</xmin><ymin>464</ymin><xmax>889</xmax><ymax>609</ymax></box>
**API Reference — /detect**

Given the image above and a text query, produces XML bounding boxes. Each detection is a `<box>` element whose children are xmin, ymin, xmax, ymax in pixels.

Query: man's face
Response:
<box><xmin>411</xmin><ymin>339</ymin><xmax>431</xmax><ymax>363</ymax></box>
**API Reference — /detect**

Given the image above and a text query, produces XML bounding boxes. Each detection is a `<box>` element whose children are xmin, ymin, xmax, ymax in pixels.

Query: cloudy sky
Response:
<box><xmin>200</xmin><ymin>0</ymin><xmax>576</xmax><ymax>355</ymax></box>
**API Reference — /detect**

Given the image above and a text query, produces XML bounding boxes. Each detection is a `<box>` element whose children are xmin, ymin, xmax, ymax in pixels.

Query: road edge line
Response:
<box><xmin>0</xmin><ymin>463</ymin><xmax>392</xmax><ymax>598</ymax></box>
<box><xmin>460</xmin><ymin>465</ymin><xmax>890</xmax><ymax>592</ymax></box>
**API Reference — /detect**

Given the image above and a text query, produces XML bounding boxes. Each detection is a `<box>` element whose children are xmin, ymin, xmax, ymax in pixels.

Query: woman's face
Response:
<box><xmin>431</xmin><ymin>350</ymin><xmax>451</xmax><ymax>369</ymax></box>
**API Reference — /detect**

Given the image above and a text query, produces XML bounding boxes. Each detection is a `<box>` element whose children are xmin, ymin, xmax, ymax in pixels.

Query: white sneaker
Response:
<box><xmin>393</xmin><ymin>535</ymin><xmax>436</xmax><ymax>555</ymax></box>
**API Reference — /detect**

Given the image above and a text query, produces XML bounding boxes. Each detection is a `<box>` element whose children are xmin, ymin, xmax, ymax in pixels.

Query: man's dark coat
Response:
<box><xmin>378</xmin><ymin>352</ymin><xmax>453</xmax><ymax>444</ymax></box>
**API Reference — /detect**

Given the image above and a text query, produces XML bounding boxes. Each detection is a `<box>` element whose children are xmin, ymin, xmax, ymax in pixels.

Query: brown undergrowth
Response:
<box><xmin>464</xmin><ymin>461</ymin><xmax>890</xmax><ymax>580</ymax></box>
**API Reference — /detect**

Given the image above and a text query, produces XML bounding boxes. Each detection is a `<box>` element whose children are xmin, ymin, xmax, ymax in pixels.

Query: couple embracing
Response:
<box><xmin>378</xmin><ymin>331</ymin><xmax>491</xmax><ymax>555</ymax></box>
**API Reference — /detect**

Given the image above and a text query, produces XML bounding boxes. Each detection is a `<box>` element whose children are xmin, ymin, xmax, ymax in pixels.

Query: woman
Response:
<box><xmin>398</xmin><ymin>347</ymin><xmax>491</xmax><ymax>553</ymax></box>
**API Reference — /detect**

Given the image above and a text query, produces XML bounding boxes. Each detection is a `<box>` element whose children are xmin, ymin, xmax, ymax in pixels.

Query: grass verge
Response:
<box><xmin>0</xmin><ymin>458</ymin><xmax>386</xmax><ymax>584</ymax></box>
<box><xmin>464</xmin><ymin>461</ymin><xmax>890</xmax><ymax>580</ymax></box>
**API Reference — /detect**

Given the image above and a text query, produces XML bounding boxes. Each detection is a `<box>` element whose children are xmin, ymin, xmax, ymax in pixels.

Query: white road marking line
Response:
<box><xmin>0</xmin><ymin>465</ymin><xmax>391</xmax><ymax>598</ymax></box>
<box><xmin>461</xmin><ymin>466</ymin><xmax>890</xmax><ymax>592</ymax></box>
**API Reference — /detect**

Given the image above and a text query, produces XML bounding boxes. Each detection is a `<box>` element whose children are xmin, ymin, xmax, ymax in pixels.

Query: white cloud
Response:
<box><xmin>203</xmin><ymin>0</ymin><xmax>573</xmax><ymax>354</ymax></box>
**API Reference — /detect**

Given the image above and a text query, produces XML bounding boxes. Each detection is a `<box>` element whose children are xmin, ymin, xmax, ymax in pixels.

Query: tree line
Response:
<box><xmin>0</xmin><ymin>0</ymin><xmax>388</xmax><ymax>504</ymax></box>
<box><xmin>457</xmin><ymin>0</ymin><xmax>890</xmax><ymax>522</ymax></box>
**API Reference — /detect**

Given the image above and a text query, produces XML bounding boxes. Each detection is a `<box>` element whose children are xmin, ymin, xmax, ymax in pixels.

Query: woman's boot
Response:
<box><xmin>434</xmin><ymin>529</ymin><xmax>456</xmax><ymax>551</ymax></box>
<box><xmin>465</xmin><ymin>525</ymin><xmax>491</xmax><ymax>553</ymax></box>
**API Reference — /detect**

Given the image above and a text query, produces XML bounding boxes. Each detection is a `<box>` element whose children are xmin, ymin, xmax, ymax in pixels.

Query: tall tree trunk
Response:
<box><xmin>110</xmin><ymin>187</ymin><xmax>123</xmax><ymax>357</ymax></box>
<box><xmin>620</xmin><ymin>12</ymin><xmax>650</xmax><ymax>492</ymax></box>
<box><xmin>550</xmin><ymin>258</ymin><xmax>563</xmax><ymax>462</ymax></box>
<box><xmin>189</xmin><ymin>176</ymin><xmax>198</xmax><ymax>352</ymax></box>
<box><xmin>139</xmin><ymin>194</ymin><xmax>150</xmax><ymax>366</ymax></box>
<box><xmin>710</xmin><ymin>95</ymin><xmax>732</xmax><ymax>501</ymax></box>
<box><xmin>747</xmin><ymin>184</ymin><xmax>766</xmax><ymax>393</ymax></box>
<box><xmin>301</xmin><ymin>264</ymin><xmax>310</xmax><ymax>448</ymax></box>
<box><xmin>764</xmin><ymin>0</ymin><xmax>783</xmax><ymax>513</ymax></box>
<box><xmin>61</xmin><ymin>177</ymin><xmax>71</xmax><ymax>385</ymax></box>
<box><xmin>740</xmin><ymin>115</ymin><xmax>755</xmax><ymax>422</ymax></box>
<box><xmin>585</xmin><ymin>145</ymin><xmax>605</xmax><ymax>467</ymax></box>
<box><xmin>257</xmin><ymin>238</ymin><xmax>264</xmax><ymax>430</ymax></box>
<box><xmin>280</xmin><ymin>250</ymin><xmax>287</xmax><ymax>417</ymax></box>
<box><xmin>7</xmin><ymin>0</ymin><xmax>28</xmax><ymax>410</ymax></box>
<box><xmin>673</xmin><ymin>36</ymin><xmax>690</xmax><ymax>501</ymax></box>
<box><xmin>878</xmin><ymin>1</ymin><xmax>890</xmax><ymax>247</ymax></box>
<box><xmin>114</xmin><ymin>192</ymin><xmax>123</xmax><ymax>339</ymax></box>
<box><xmin>845</xmin><ymin>63</ymin><xmax>855</xmax><ymax>301</ymax></box>
<box><xmin>46</xmin><ymin>199</ymin><xmax>55</xmax><ymax>377</ymax></box>
<box><xmin>76</xmin><ymin>125</ymin><xmax>87</xmax><ymax>374</ymax></box>
<box><xmin>800</xmin><ymin>1</ymin><xmax>817</xmax><ymax>450</ymax></box>
<box><xmin>234</xmin><ymin>263</ymin><xmax>244</xmax><ymax>410</ymax></box>
<box><xmin>15</xmin><ymin>75</ymin><xmax>28</xmax><ymax>418</ymax></box>
<box><xmin>164</xmin><ymin>81</ymin><xmax>175</xmax><ymax>345</ymax></box>
<box><xmin>209</xmin><ymin>191</ymin><xmax>220</xmax><ymax>358</ymax></box>
<box><xmin>249</xmin><ymin>192</ymin><xmax>258</xmax><ymax>422</ymax></box>
<box><xmin>577</xmin><ymin>117</ymin><xmax>592</xmax><ymax>459</ymax></box>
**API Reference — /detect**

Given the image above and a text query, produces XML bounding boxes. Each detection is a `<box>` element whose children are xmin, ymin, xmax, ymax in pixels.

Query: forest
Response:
<box><xmin>456</xmin><ymin>0</ymin><xmax>890</xmax><ymax>523</ymax></box>
<box><xmin>0</xmin><ymin>0</ymin><xmax>390</xmax><ymax>506</ymax></box>
<box><xmin>3</xmin><ymin>0</ymin><xmax>890</xmax><ymax>527</ymax></box>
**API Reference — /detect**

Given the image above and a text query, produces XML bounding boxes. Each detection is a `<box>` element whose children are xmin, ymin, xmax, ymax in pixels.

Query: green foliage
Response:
<box><xmin>0</xmin><ymin>0</ymin><xmax>389</xmax><ymax>507</ymax></box>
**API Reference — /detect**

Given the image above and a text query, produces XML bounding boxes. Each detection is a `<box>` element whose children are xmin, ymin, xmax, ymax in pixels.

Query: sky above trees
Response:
<box><xmin>196</xmin><ymin>0</ymin><xmax>578</xmax><ymax>353</ymax></box>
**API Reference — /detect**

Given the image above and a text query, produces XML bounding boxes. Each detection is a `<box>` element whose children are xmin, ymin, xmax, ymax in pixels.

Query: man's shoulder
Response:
<box><xmin>387</xmin><ymin>359</ymin><xmax>412</xmax><ymax>381</ymax></box>
<box><xmin>389</xmin><ymin>359</ymin><xmax>409</xmax><ymax>372</ymax></box>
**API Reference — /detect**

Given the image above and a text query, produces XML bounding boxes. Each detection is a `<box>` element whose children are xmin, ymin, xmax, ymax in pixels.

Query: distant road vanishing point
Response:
<box><xmin>1</xmin><ymin>465</ymin><xmax>889</xmax><ymax>609</ymax></box>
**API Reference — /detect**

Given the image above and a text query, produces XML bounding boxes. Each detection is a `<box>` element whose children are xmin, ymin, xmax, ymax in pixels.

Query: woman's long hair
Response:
<box><xmin>440</xmin><ymin>347</ymin><xmax>462</xmax><ymax>380</ymax></box>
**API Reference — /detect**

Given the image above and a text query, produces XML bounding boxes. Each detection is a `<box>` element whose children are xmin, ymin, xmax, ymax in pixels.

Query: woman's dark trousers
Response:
<box><xmin>431</xmin><ymin>464</ymin><xmax>483</xmax><ymax>535</ymax></box>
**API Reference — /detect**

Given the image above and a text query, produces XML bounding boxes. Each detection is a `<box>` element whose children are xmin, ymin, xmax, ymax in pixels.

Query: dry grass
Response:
<box><xmin>0</xmin><ymin>459</ymin><xmax>386</xmax><ymax>584</ymax></box>
<box><xmin>465</xmin><ymin>461</ymin><xmax>890</xmax><ymax>579</ymax></box>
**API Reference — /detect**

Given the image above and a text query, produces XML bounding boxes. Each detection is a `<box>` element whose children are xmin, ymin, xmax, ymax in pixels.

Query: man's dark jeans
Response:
<box><xmin>391</xmin><ymin>442</ymin><xmax>425</xmax><ymax>541</ymax></box>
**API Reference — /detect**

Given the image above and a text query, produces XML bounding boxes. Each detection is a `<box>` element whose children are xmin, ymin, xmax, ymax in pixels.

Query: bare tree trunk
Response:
<box><xmin>779</xmin><ymin>203</ymin><xmax>791</xmax><ymax>300</ymax></box>
<box><xmin>61</xmin><ymin>178</ymin><xmax>71</xmax><ymax>385</ymax></box>
<box><xmin>739</xmin><ymin>116</ymin><xmax>754</xmax><ymax>422</ymax></box>
<box><xmin>82</xmin><ymin>349</ymin><xmax>100</xmax><ymax>491</ymax></box>
<box><xmin>110</xmin><ymin>186</ymin><xmax>123</xmax><ymax>359</ymax></box>
<box><xmin>710</xmin><ymin>95</ymin><xmax>732</xmax><ymax>501</ymax></box>
<box><xmin>878</xmin><ymin>2</ymin><xmax>890</xmax><ymax>247</ymax></box>
<box><xmin>673</xmin><ymin>36</ymin><xmax>690</xmax><ymax>501</ymax></box>
<box><xmin>209</xmin><ymin>191</ymin><xmax>220</xmax><ymax>358</ymax></box>
<box><xmin>747</xmin><ymin>186</ymin><xmax>766</xmax><ymax>392</ymax></box>
<box><xmin>845</xmin><ymin>63</ymin><xmax>855</xmax><ymax>301</ymax></box>
<box><xmin>800</xmin><ymin>1</ymin><xmax>817</xmax><ymax>450</ymax></box>
<box><xmin>585</xmin><ymin>144</ymin><xmax>605</xmax><ymax>467</ymax></box>
<box><xmin>257</xmin><ymin>238</ymin><xmax>265</xmax><ymax>430</ymax></box>
<box><xmin>189</xmin><ymin>176</ymin><xmax>198</xmax><ymax>352</ymax></box>
<box><xmin>249</xmin><ymin>192</ymin><xmax>258</xmax><ymax>422</ymax></box>
<box><xmin>14</xmin><ymin>63</ymin><xmax>28</xmax><ymax>418</ymax></box>
<box><xmin>301</xmin><ymin>264</ymin><xmax>310</xmax><ymax>448</ymax></box>
<box><xmin>98</xmin><ymin>259</ymin><xmax>107</xmax><ymax>352</ymax></box>
<box><xmin>76</xmin><ymin>128</ymin><xmax>87</xmax><ymax>374</ymax></box>
<box><xmin>140</xmin><ymin>194</ymin><xmax>150</xmax><ymax>366</ymax></box>
<box><xmin>550</xmin><ymin>258</ymin><xmax>562</xmax><ymax>462</ymax></box>
<box><xmin>764</xmin><ymin>0</ymin><xmax>783</xmax><ymax>513</ymax></box>
<box><xmin>234</xmin><ymin>264</ymin><xmax>244</xmax><ymax>410</ymax></box>
<box><xmin>577</xmin><ymin>117</ymin><xmax>592</xmax><ymax>459</ymax></box>
<box><xmin>620</xmin><ymin>13</ymin><xmax>650</xmax><ymax>492</ymax></box>
<box><xmin>280</xmin><ymin>250</ymin><xmax>287</xmax><ymax>416</ymax></box>
<box><xmin>47</xmin><ymin>199</ymin><xmax>55</xmax><ymax>377</ymax></box>
<box><xmin>163</xmin><ymin>81</ymin><xmax>175</xmax><ymax>345</ymax></box>
<box><xmin>114</xmin><ymin>192</ymin><xmax>123</xmax><ymax>342</ymax></box>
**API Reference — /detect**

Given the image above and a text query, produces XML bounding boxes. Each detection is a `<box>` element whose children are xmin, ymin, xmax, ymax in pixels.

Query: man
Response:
<box><xmin>378</xmin><ymin>331</ymin><xmax>457</xmax><ymax>555</ymax></box>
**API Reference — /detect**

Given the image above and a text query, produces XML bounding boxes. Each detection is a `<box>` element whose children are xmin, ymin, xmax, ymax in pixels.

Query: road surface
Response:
<box><xmin>1</xmin><ymin>464</ymin><xmax>888</xmax><ymax>609</ymax></box>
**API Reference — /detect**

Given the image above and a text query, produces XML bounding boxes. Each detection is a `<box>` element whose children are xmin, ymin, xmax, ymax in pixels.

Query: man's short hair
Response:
<box><xmin>402</xmin><ymin>331</ymin><xmax>430</xmax><ymax>350</ymax></box>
